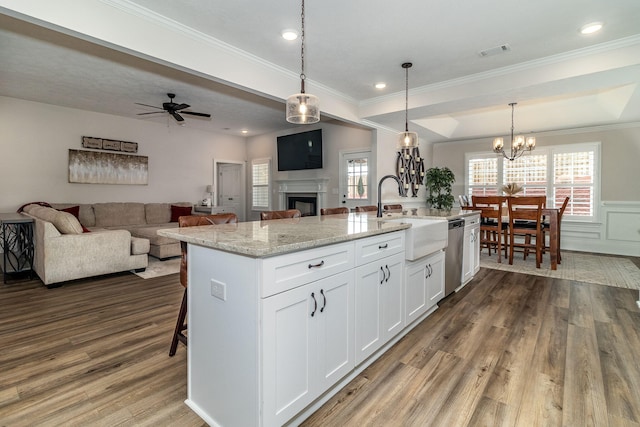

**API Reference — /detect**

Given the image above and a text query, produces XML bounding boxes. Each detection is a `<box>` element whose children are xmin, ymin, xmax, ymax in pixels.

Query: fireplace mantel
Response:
<box><xmin>276</xmin><ymin>178</ymin><xmax>330</xmax><ymax>215</ymax></box>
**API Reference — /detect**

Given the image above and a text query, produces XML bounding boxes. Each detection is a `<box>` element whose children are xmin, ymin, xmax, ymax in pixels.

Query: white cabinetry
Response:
<box><xmin>404</xmin><ymin>249</ymin><xmax>445</xmax><ymax>325</ymax></box>
<box><xmin>462</xmin><ymin>213</ymin><xmax>480</xmax><ymax>285</ymax></box>
<box><xmin>353</xmin><ymin>232</ymin><xmax>405</xmax><ymax>365</ymax></box>
<box><xmin>355</xmin><ymin>252</ymin><xmax>405</xmax><ymax>364</ymax></box>
<box><xmin>263</xmin><ymin>270</ymin><xmax>354</xmax><ymax>427</ymax></box>
<box><xmin>186</xmin><ymin>231</ymin><xmax>411</xmax><ymax>426</ymax></box>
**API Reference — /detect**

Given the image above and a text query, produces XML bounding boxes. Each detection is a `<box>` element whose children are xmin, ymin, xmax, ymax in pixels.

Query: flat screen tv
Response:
<box><xmin>277</xmin><ymin>129</ymin><xmax>323</xmax><ymax>171</ymax></box>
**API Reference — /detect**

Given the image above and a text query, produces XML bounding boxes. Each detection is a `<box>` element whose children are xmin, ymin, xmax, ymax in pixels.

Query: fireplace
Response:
<box><xmin>276</xmin><ymin>178</ymin><xmax>330</xmax><ymax>217</ymax></box>
<box><xmin>288</xmin><ymin>195</ymin><xmax>317</xmax><ymax>217</ymax></box>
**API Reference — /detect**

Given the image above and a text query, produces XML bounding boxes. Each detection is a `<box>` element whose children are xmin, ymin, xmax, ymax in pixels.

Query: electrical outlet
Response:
<box><xmin>211</xmin><ymin>279</ymin><xmax>227</xmax><ymax>301</ymax></box>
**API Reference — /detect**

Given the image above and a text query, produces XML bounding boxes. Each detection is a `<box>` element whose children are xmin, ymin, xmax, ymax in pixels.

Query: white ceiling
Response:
<box><xmin>1</xmin><ymin>0</ymin><xmax>640</xmax><ymax>141</ymax></box>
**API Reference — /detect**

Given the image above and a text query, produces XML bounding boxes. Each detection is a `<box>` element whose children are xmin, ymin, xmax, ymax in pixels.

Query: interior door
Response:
<box><xmin>218</xmin><ymin>163</ymin><xmax>242</xmax><ymax>218</ymax></box>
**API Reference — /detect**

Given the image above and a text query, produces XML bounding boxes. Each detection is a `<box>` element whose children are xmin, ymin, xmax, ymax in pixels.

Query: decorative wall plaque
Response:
<box><xmin>81</xmin><ymin>136</ymin><xmax>138</xmax><ymax>153</ymax></box>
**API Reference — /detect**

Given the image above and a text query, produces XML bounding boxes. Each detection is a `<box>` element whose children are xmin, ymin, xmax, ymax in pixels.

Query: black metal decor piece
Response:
<box><xmin>395</xmin><ymin>147</ymin><xmax>425</xmax><ymax>197</ymax></box>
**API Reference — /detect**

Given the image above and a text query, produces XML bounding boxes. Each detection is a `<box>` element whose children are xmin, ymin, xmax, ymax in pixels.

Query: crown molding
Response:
<box><xmin>361</xmin><ymin>34</ymin><xmax>640</xmax><ymax>108</ymax></box>
<box><xmin>98</xmin><ymin>0</ymin><xmax>357</xmax><ymax>104</ymax></box>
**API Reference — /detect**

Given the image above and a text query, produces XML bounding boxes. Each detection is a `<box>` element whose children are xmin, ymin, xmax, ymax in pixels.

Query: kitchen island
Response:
<box><xmin>158</xmin><ymin>210</ymin><xmax>475</xmax><ymax>427</ymax></box>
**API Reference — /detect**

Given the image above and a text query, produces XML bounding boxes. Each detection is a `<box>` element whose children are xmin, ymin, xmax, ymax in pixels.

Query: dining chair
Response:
<box><xmin>170</xmin><ymin>213</ymin><xmax>238</xmax><ymax>356</ymax></box>
<box><xmin>355</xmin><ymin>205</ymin><xmax>377</xmax><ymax>213</ymax></box>
<box><xmin>542</xmin><ymin>196</ymin><xmax>570</xmax><ymax>262</ymax></box>
<box><xmin>507</xmin><ymin>196</ymin><xmax>545</xmax><ymax>268</ymax></box>
<box><xmin>383</xmin><ymin>204</ymin><xmax>403</xmax><ymax>211</ymax></box>
<box><xmin>260</xmin><ymin>209</ymin><xmax>301</xmax><ymax>220</ymax></box>
<box><xmin>320</xmin><ymin>207</ymin><xmax>349</xmax><ymax>215</ymax></box>
<box><xmin>472</xmin><ymin>195</ymin><xmax>508</xmax><ymax>262</ymax></box>
<box><xmin>458</xmin><ymin>195</ymin><xmax>471</xmax><ymax>208</ymax></box>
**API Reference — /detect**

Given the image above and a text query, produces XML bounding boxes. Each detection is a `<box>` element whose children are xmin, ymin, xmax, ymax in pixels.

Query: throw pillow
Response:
<box><xmin>53</xmin><ymin>210</ymin><xmax>84</xmax><ymax>235</ymax></box>
<box><xmin>170</xmin><ymin>205</ymin><xmax>193</xmax><ymax>222</ymax></box>
<box><xmin>58</xmin><ymin>205</ymin><xmax>91</xmax><ymax>233</ymax></box>
<box><xmin>17</xmin><ymin>201</ymin><xmax>51</xmax><ymax>213</ymax></box>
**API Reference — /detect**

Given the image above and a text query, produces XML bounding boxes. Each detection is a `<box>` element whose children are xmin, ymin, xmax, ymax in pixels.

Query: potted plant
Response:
<box><xmin>425</xmin><ymin>166</ymin><xmax>456</xmax><ymax>211</ymax></box>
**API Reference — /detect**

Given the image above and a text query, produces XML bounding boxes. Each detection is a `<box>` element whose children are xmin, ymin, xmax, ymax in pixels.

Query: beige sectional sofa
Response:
<box><xmin>22</xmin><ymin>201</ymin><xmax>193</xmax><ymax>287</ymax></box>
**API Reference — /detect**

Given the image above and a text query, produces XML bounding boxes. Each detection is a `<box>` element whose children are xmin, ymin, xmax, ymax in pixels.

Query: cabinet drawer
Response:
<box><xmin>355</xmin><ymin>232</ymin><xmax>404</xmax><ymax>266</ymax></box>
<box><xmin>262</xmin><ymin>242</ymin><xmax>354</xmax><ymax>297</ymax></box>
<box><xmin>465</xmin><ymin>214</ymin><xmax>480</xmax><ymax>226</ymax></box>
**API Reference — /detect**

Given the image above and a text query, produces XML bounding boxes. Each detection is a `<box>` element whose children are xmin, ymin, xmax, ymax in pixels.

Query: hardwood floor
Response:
<box><xmin>1</xmin><ymin>262</ymin><xmax>639</xmax><ymax>426</ymax></box>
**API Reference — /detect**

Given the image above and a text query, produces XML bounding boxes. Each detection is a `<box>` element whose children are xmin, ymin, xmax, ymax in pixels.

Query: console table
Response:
<box><xmin>0</xmin><ymin>213</ymin><xmax>35</xmax><ymax>283</ymax></box>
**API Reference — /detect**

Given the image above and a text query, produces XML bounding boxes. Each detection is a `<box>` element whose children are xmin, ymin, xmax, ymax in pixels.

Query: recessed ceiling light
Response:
<box><xmin>281</xmin><ymin>29</ymin><xmax>298</xmax><ymax>41</ymax></box>
<box><xmin>374</xmin><ymin>82</ymin><xmax>387</xmax><ymax>89</ymax></box>
<box><xmin>580</xmin><ymin>22</ymin><xmax>603</xmax><ymax>35</ymax></box>
<box><xmin>241</xmin><ymin>130</ymin><xmax>249</xmax><ymax>134</ymax></box>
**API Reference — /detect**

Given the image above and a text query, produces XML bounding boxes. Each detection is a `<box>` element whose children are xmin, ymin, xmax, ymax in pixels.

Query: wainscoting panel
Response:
<box><xmin>563</xmin><ymin>201</ymin><xmax>640</xmax><ymax>256</ymax></box>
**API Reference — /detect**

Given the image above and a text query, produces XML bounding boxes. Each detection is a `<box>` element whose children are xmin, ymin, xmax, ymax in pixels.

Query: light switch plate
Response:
<box><xmin>211</xmin><ymin>279</ymin><xmax>227</xmax><ymax>301</ymax></box>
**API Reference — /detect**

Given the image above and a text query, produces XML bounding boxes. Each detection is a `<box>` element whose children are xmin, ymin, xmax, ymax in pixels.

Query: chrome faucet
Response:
<box><xmin>377</xmin><ymin>174</ymin><xmax>405</xmax><ymax>217</ymax></box>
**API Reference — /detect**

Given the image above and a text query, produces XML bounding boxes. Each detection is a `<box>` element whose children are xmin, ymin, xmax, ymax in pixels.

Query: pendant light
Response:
<box><xmin>286</xmin><ymin>0</ymin><xmax>320</xmax><ymax>124</ymax></box>
<box><xmin>398</xmin><ymin>62</ymin><xmax>418</xmax><ymax>148</ymax></box>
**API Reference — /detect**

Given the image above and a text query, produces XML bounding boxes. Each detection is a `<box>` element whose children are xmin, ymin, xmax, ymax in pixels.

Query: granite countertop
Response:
<box><xmin>376</xmin><ymin>207</ymin><xmax>480</xmax><ymax>221</ymax></box>
<box><xmin>157</xmin><ymin>209</ymin><xmax>477</xmax><ymax>258</ymax></box>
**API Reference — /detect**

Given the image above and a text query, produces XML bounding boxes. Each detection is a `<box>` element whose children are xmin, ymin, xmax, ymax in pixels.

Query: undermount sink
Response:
<box><xmin>384</xmin><ymin>217</ymin><xmax>448</xmax><ymax>260</ymax></box>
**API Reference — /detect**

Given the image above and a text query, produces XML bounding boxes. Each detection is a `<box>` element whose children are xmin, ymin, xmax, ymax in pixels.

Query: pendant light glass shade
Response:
<box><xmin>398</xmin><ymin>62</ymin><xmax>418</xmax><ymax>148</ymax></box>
<box><xmin>286</xmin><ymin>92</ymin><xmax>320</xmax><ymax>124</ymax></box>
<box><xmin>399</xmin><ymin>131</ymin><xmax>419</xmax><ymax>148</ymax></box>
<box><xmin>286</xmin><ymin>0</ymin><xmax>319</xmax><ymax>124</ymax></box>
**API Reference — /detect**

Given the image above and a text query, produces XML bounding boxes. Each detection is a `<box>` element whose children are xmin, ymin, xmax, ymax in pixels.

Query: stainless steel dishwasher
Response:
<box><xmin>444</xmin><ymin>218</ymin><xmax>465</xmax><ymax>297</ymax></box>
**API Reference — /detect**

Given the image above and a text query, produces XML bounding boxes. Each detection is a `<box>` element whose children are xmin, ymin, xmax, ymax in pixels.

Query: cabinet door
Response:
<box><xmin>405</xmin><ymin>260</ymin><xmax>428</xmax><ymax>324</ymax></box>
<box><xmin>262</xmin><ymin>271</ymin><xmax>355</xmax><ymax>427</ymax></box>
<box><xmin>462</xmin><ymin>226</ymin><xmax>473</xmax><ymax>284</ymax></box>
<box><xmin>381</xmin><ymin>253</ymin><xmax>405</xmax><ymax>341</ymax></box>
<box><xmin>354</xmin><ymin>253</ymin><xmax>405</xmax><ymax>365</ymax></box>
<box><xmin>315</xmin><ymin>271</ymin><xmax>355</xmax><ymax>391</ymax></box>
<box><xmin>426</xmin><ymin>250</ymin><xmax>445</xmax><ymax>305</ymax></box>
<box><xmin>263</xmin><ymin>283</ymin><xmax>315</xmax><ymax>426</ymax></box>
<box><xmin>472</xmin><ymin>225</ymin><xmax>480</xmax><ymax>275</ymax></box>
<box><xmin>354</xmin><ymin>261</ymin><xmax>384</xmax><ymax>364</ymax></box>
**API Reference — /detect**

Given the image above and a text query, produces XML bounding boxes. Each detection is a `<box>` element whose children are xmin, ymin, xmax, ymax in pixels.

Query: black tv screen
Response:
<box><xmin>277</xmin><ymin>129</ymin><xmax>323</xmax><ymax>171</ymax></box>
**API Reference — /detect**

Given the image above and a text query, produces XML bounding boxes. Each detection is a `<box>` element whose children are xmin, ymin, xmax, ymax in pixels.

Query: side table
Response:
<box><xmin>0</xmin><ymin>213</ymin><xmax>35</xmax><ymax>283</ymax></box>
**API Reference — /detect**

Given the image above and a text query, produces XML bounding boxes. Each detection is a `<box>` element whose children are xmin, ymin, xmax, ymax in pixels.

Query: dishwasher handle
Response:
<box><xmin>448</xmin><ymin>218</ymin><xmax>465</xmax><ymax>229</ymax></box>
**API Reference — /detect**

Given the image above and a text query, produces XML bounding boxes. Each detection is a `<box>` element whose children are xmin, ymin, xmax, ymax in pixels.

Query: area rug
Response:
<box><xmin>133</xmin><ymin>257</ymin><xmax>180</xmax><ymax>279</ymax></box>
<box><xmin>480</xmin><ymin>251</ymin><xmax>640</xmax><ymax>290</ymax></box>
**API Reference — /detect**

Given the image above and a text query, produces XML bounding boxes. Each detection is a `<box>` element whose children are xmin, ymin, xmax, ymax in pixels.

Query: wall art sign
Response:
<box><xmin>68</xmin><ymin>149</ymin><xmax>148</xmax><ymax>185</ymax></box>
<box><xmin>81</xmin><ymin>136</ymin><xmax>138</xmax><ymax>153</ymax></box>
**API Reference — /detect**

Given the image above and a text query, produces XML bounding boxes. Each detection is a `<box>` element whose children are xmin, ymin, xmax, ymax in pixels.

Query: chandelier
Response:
<box><xmin>492</xmin><ymin>103</ymin><xmax>535</xmax><ymax>161</ymax></box>
<box><xmin>285</xmin><ymin>0</ymin><xmax>320</xmax><ymax>124</ymax></box>
<box><xmin>398</xmin><ymin>62</ymin><xmax>418</xmax><ymax>148</ymax></box>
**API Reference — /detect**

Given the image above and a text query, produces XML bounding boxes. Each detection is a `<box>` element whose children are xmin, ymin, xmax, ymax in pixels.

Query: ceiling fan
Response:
<box><xmin>136</xmin><ymin>93</ymin><xmax>211</xmax><ymax>122</ymax></box>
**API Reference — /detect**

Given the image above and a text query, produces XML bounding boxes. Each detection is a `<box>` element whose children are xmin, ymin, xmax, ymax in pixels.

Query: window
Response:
<box><xmin>251</xmin><ymin>158</ymin><xmax>271</xmax><ymax>210</ymax></box>
<box><xmin>465</xmin><ymin>142</ymin><xmax>599</xmax><ymax>220</ymax></box>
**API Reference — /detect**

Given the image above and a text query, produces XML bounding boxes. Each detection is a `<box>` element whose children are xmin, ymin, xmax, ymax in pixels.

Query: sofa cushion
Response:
<box><xmin>130</xmin><ymin>224</ymin><xmax>179</xmax><ymax>246</ymax></box>
<box><xmin>50</xmin><ymin>203</ymin><xmax>96</xmax><ymax>227</ymax></box>
<box><xmin>170</xmin><ymin>205</ymin><xmax>193</xmax><ymax>222</ymax></box>
<box><xmin>145</xmin><ymin>203</ymin><xmax>171</xmax><ymax>224</ymax></box>
<box><xmin>58</xmin><ymin>206</ymin><xmax>91</xmax><ymax>233</ymax></box>
<box><xmin>130</xmin><ymin>237</ymin><xmax>150</xmax><ymax>255</ymax></box>
<box><xmin>93</xmin><ymin>203</ymin><xmax>145</xmax><ymax>227</ymax></box>
<box><xmin>29</xmin><ymin>205</ymin><xmax>83</xmax><ymax>235</ymax></box>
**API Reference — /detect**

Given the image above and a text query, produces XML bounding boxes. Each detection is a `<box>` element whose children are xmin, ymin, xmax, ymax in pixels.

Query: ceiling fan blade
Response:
<box><xmin>135</xmin><ymin>102</ymin><xmax>163</xmax><ymax>110</ymax></box>
<box><xmin>182</xmin><ymin>111</ymin><xmax>211</xmax><ymax>118</ymax></box>
<box><xmin>171</xmin><ymin>112</ymin><xmax>185</xmax><ymax>122</ymax></box>
<box><xmin>174</xmin><ymin>103</ymin><xmax>190</xmax><ymax>111</ymax></box>
<box><xmin>137</xmin><ymin>111</ymin><xmax>164</xmax><ymax>116</ymax></box>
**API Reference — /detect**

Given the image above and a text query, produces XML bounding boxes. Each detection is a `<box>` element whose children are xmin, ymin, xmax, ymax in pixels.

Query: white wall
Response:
<box><xmin>245</xmin><ymin>121</ymin><xmax>373</xmax><ymax>220</ymax></box>
<box><xmin>0</xmin><ymin>96</ymin><xmax>246</xmax><ymax>212</ymax></box>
